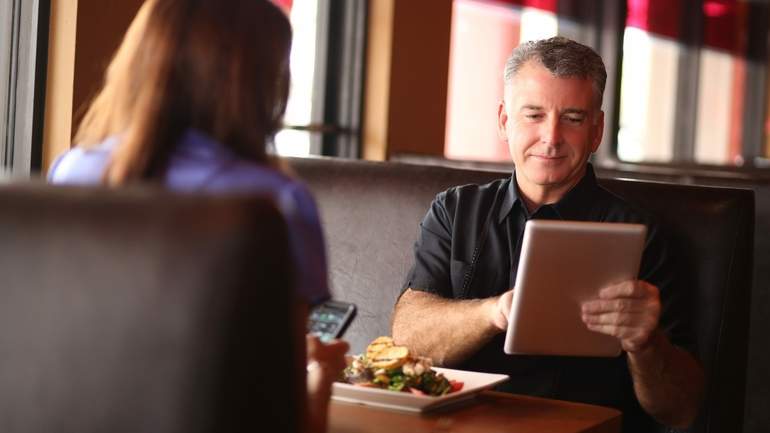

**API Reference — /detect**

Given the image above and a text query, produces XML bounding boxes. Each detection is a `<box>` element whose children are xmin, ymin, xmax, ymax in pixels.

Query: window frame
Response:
<box><xmin>282</xmin><ymin>0</ymin><xmax>367</xmax><ymax>158</ymax></box>
<box><xmin>1</xmin><ymin>0</ymin><xmax>49</xmax><ymax>176</ymax></box>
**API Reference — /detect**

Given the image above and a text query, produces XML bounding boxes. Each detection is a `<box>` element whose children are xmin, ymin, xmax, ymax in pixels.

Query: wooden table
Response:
<box><xmin>329</xmin><ymin>390</ymin><xmax>621</xmax><ymax>433</ymax></box>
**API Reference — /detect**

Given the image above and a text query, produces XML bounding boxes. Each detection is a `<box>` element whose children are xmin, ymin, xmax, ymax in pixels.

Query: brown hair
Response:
<box><xmin>74</xmin><ymin>0</ymin><xmax>292</xmax><ymax>185</ymax></box>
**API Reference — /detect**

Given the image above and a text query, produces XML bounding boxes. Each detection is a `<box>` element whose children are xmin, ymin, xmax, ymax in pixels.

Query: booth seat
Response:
<box><xmin>289</xmin><ymin>156</ymin><xmax>754</xmax><ymax>433</ymax></box>
<box><xmin>0</xmin><ymin>184</ymin><xmax>301</xmax><ymax>433</ymax></box>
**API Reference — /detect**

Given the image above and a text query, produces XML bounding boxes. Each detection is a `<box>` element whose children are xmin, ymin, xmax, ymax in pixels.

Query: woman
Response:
<box><xmin>48</xmin><ymin>0</ymin><xmax>347</xmax><ymax>431</ymax></box>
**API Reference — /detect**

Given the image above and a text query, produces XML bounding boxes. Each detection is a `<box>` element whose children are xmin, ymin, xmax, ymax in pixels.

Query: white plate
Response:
<box><xmin>332</xmin><ymin>367</ymin><xmax>509</xmax><ymax>413</ymax></box>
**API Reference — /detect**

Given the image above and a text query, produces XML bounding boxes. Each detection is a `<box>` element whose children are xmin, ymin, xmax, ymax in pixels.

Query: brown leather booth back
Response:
<box><xmin>601</xmin><ymin>178</ymin><xmax>754</xmax><ymax>433</ymax></box>
<box><xmin>290</xmin><ymin>157</ymin><xmax>754</xmax><ymax>433</ymax></box>
<box><xmin>0</xmin><ymin>184</ymin><xmax>299</xmax><ymax>433</ymax></box>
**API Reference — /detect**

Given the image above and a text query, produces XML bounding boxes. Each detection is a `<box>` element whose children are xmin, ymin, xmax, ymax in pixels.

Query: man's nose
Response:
<box><xmin>540</xmin><ymin>116</ymin><xmax>562</xmax><ymax>146</ymax></box>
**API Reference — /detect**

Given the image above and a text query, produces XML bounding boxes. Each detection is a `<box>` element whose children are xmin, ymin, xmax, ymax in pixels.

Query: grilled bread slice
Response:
<box><xmin>366</xmin><ymin>336</ymin><xmax>395</xmax><ymax>360</ymax></box>
<box><xmin>369</xmin><ymin>345</ymin><xmax>410</xmax><ymax>370</ymax></box>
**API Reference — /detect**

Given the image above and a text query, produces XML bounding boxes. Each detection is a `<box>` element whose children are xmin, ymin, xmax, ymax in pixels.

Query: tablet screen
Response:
<box><xmin>503</xmin><ymin>220</ymin><xmax>646</xmax><ymax>357</ymax></box>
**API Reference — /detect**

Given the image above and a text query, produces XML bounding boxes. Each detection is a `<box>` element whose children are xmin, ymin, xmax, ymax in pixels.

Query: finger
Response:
<box><xmin>582</xmin><ymin>298</ymin><xmax>648</xmax><ymax>315</ymax></box>
<box><xmin>325</xmin><ymin>339</ymin><xmax>350</xmax><ymax>354</ymax></box>
<box><xmin>585</xmin><ymin>322</ymin><xmax>623</xmax><ymax>337</ymax></box>
<box><xmin>598</xmin><ymin>281</ymin><xmax>649</xmax><ymax>300</ymax></box>
<box><xmin>499</xmin><ymin>290</ymin><xmax>514</xmax><ymax>318</ymax></box>
<box><xmin>306</xmin><ymin>334</ymin><xmax>322</xmax><ymax>356</ymax></box>
<box><xmin>585</xmin><ymin>323</ymin><xmax>653</xmax><ymax>342</ymax></box>
<box><xmin>582</xmin><ymin>311</ymin><xmax>650</xmax><ymax>327</ymax></box>
<box><xmin>491</xmin><ymin>290</ymin><xmax>514</xmax><ymax>331</ymax></box>
<box><xmin>310</xmin><ymin>341</ymin><xmax>350</xmax><ymax>372</ymax></box>
<box><xmin>583</xmin><ymin>315</ymin><xmax>659</xmax><ymax>340</ymax></box>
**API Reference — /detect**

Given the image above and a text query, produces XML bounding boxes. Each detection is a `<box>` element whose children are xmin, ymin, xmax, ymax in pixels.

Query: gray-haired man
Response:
<box><xmin>392</xmin><ymin>36</ymin><xmax>703</xmax><ymax>432</ymax></box>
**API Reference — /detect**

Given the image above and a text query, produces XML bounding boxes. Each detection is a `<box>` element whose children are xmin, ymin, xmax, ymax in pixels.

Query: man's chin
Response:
<box><xmin>522</xmin><ymin>168</ymin><xmax>569</xmax><ymax>187</ymax></box>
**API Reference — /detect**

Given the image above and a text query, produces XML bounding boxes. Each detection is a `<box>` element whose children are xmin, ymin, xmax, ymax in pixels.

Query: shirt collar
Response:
<box><xmin>497</xmin><ymin>164</ymin><xmax>600</xmax><ymax>223</ymax></box>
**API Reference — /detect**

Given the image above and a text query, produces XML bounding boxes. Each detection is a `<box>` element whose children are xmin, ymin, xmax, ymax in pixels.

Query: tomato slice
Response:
<box><xmin>449</xmin><ymin>380</ymin><xmax>464</xmax><ymax>393</ymax></box>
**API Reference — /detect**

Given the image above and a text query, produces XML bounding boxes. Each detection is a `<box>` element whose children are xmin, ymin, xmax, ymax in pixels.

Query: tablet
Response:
<box><xmin>503</xmin><ymin>220</ymin><xmax>647</xmax><ymax>357</ymax></box>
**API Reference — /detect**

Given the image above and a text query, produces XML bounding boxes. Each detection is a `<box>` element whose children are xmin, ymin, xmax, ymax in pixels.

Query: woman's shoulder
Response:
<box><xmin>220</xmin><ymin>161</ymin><xmax>318</xmax><ymax>214</ymax></box>
<box><xmin>170</xmin><ymin>130</ymin><xmax>306</xmax><ymax>193</ymax></box>
<box><xmin>47</xmin><ymin>138</ymin><xmax>118</xmax><ymax>184</ymax></box>
<box><xmin>200</xmin><ymin>158</ymin><xmax>302</xmax><ymax>192</ymax></box>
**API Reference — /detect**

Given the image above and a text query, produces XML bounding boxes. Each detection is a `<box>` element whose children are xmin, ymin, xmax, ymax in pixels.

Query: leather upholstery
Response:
<box><xmin>290</xmin><ymin>156</ymin><xmax>754</xmax><ymax>433</ymax></box>
<box><xmin>0</xmin><ymin>184</ymin><xmax>299</xmax><ymax>433</ymax></box>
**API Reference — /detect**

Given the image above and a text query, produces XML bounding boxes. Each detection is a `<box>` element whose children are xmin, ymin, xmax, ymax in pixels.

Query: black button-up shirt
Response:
<box><xmin>403</xmin><ymin>165</ymin><xmax>693</xmax><ymax>433</ymax></box>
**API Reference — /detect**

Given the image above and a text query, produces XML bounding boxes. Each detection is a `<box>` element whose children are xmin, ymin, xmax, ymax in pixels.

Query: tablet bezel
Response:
<box><xmin>503</xmin><ymin>220</ymin><xmax>647</xmax><ymax>357</ymax></box>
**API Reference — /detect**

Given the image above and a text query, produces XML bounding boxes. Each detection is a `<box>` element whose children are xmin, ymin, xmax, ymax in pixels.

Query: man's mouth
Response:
<box><xmin>530</xmin><ymin>154</ymin><xmax>565</xmax><ymax>160</ymax></box>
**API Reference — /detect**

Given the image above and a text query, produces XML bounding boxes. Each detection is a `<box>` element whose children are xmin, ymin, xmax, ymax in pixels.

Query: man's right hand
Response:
<box><xmin>393</xmin><ymin>289</ymin><xmax>511</xmax><ymax>366</ymax></box>
<box><xmin>490</xmin><ymin>289</ymin><xmax>514</xmax><ymax>331</ymax></box>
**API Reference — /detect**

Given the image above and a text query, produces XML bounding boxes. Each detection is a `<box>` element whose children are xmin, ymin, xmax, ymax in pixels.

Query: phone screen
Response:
<box><xmin>308</xmin><ymin>300</ymin><xmax>357</xmax><ymax>342</ymax></box>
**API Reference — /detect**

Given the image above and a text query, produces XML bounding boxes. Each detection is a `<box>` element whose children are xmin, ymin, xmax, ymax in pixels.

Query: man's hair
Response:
<box><xmin>503</xmin><ymin>36</ymin><xmax>607</xmax><ymax>108</ymax></box>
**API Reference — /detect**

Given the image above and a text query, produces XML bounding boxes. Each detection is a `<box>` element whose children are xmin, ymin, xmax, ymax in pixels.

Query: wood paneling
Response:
<box><xmin>42</xmin><ymin>0</ymin><xmax>144</xmax><ymax>173</ymax></box>
<box><xmin>71</xmin><ymin>0</ymin><xmax>144</xmax><ymax>129</ymax></box>
<box><xmin>363</xmin><ymin>0</ymin><xmax>453</xmax><ymax>160</ymax></box>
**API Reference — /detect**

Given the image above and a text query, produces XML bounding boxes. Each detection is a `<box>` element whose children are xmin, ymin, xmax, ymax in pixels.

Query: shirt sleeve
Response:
<box><xmin>47</xmin><ymin>152</ymin><xmax>67</xmax><ymax>182</ymax></box>
<box><xmin>277</xmin><ymin>182</ymin><xmax>331</xmax><ymax>306</ymax></box>
<box><xmin>47</xmin><ymin>148</ymin><xmax>92</xmax><ymax>184</ymax></box>
<box><xmin>47</xmin><ymin>138</ymin><xmax>116</xmax><ymax>185</ymax></box>
<box><xmin>401</xmin><ymin>191</ymin><xmax>455</xmax><ymax>298</ymax></box>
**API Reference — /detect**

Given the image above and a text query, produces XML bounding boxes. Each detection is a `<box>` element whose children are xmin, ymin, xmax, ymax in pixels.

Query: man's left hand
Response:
<box><xmin>581</xmin><ymin>280</ymin><xmax>661</xmax><ymax>353</ymax></box>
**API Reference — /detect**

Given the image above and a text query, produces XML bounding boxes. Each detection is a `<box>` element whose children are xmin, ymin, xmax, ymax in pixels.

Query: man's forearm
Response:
<box><xmin>391</xmin><ymin>289</ymin><xmax>500</xmax><ymax>366</ymax></box>
<box><xmin>627</xmin><ymin>331</ymin><xmax>704</xmax><ymax>429</ymax></box>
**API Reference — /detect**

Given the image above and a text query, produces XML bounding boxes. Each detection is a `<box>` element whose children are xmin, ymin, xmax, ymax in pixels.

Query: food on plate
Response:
<box><xmin>365</xmin><ymin>336</ymin><xmax>396</xmax><ymax>360</ymax></box>
<box><xmin>342</xmin><ymin>336</ymin><xmax>464</xmax><ymax>396</ymax></box>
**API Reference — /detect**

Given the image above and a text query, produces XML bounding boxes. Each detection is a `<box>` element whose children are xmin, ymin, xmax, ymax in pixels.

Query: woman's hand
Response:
<box><xmin>305</xmin><ymin>335</ymin><xmax>349</xmax><ymax>432</ymax></box>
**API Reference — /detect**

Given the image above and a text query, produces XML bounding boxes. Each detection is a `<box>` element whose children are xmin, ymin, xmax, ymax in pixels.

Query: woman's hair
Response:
<box><xmin>75</xmin><ymin>0</ymin><xmax>292</xmax><ymax>185</ymax></box>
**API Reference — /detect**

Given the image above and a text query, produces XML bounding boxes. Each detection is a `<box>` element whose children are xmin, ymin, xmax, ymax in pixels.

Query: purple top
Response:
<box><xmin>49</xmin><ymin>130</ymin><xmax>330</xmax><ymax>305</ymax></box>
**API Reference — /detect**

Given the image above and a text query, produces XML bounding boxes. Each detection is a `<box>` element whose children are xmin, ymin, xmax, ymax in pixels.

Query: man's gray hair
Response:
<box><xmin>503</xmin><ymin>36</ymin><xmax>607</xmax><ymax>108</ymax></box>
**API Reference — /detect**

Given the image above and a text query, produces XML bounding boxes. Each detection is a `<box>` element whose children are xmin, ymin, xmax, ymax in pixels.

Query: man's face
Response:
<box><xmin>498</xmin><ymin>61</ymin><xmax>604</xmax><ymax>201</ymax></box>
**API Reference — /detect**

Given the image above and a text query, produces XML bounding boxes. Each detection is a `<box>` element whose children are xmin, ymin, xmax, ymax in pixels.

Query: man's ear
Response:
<box><xmin>497</xmin><ymin>100</ymin><xmax>509</xmax><ymax>141</ymax></box>
<box><xmin>590</xmin><ymin>110</ymin><xmax>605</xmax><ymax>153</ymax></box>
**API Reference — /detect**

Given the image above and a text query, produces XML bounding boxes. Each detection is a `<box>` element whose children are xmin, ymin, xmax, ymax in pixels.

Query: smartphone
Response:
<box><xmin>308</xmin><ymin>300</ymin><xmax>357</xmax><ymax>342</ymax></box>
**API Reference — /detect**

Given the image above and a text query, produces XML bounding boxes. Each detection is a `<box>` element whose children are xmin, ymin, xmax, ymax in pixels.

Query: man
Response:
<box><xmin>392</xmin><ymin>37</ymin><xmax>703</xmax><ymax>432</ymax></box>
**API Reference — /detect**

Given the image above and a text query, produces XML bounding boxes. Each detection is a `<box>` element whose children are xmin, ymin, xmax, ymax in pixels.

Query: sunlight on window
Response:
<box><xmin>275</xmin><ymin>0</ymin><xmax>317</xmax><ymax>157</ymax></box>
<box><xmin>617</xmin><ymin>27</ymin><xmax>679</xmax><ymax>163</ymax></box>
<box><xmin>445</xmin><ymin>0</ymin><xmax>519</xmax><ymax>161</ymax></box>
<box><xmin>519</xmin><ymin>7</ymin><xmax>558</xmax><ymax>43</ymax></box>
<box><xmin>445</xmin><ymin>0</ymin><xmax>558</xmax><ymax>162</ymax></box>
<box><xmin>695</xmin><ymin>48</ymin><xmax>737</xmax><ymax>165</ymax></box>
<box><xmin>275</xmin><ymin>129</ymin><xmax>311</xmax><ymax>157</ymax></box>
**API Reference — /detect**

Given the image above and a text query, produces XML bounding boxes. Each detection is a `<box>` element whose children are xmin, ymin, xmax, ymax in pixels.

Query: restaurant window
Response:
<box><xmin>273</xmin><ymin>0</ymin><xmax>366</xmax><ymax>159</ymax></box>
<box><xmin>444</xmin><ymin>0</ymin><xmax>770</xmax><ymax>169</ymax></box>
<box><xmin>617</xmin><ymin>0</ymin><xmax>769</xmax><ymax>167</ymax></box>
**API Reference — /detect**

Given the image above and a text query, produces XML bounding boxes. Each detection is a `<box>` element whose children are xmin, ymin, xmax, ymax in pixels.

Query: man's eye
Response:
<box><xmin>525</xmin><ymin>113</ymin><xmax>543</xmax><ymax>120</ymax></box>
<box><xmin>564</xmin><ymin>116</ymin><xmax>584</xmax><ymax>124</ymax></box>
